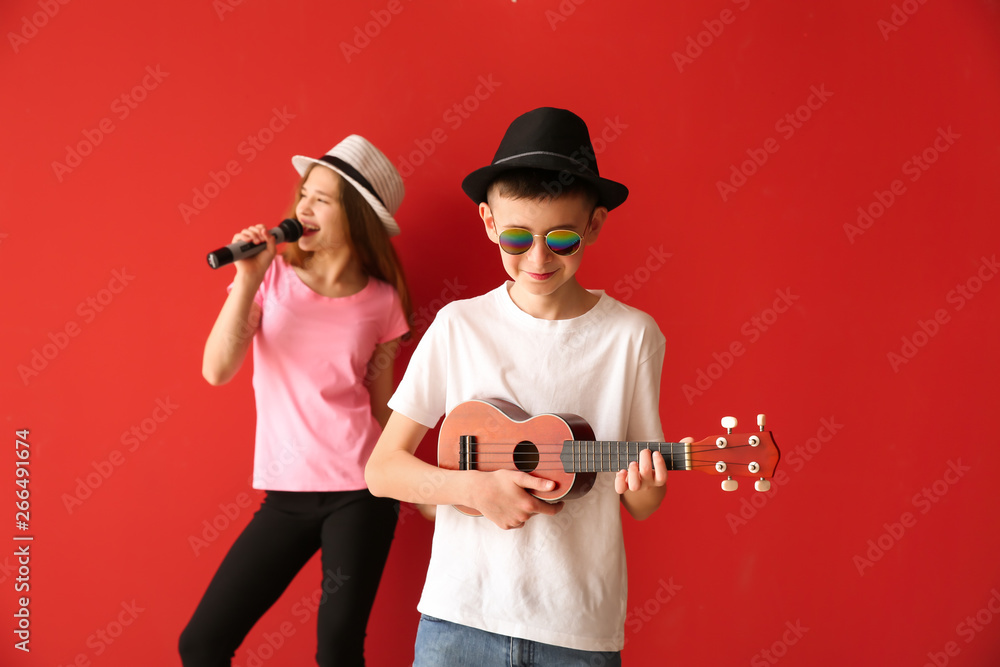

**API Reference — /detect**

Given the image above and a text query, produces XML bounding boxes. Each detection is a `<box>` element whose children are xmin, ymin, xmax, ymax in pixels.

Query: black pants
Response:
<box><xmin>179</xmin><ymin>489</ymin><xmax>398</xmax><ymax>666</ymax></box>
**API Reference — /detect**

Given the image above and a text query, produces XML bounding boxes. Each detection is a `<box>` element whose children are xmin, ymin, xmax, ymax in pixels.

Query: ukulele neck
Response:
<box><xmin>561</xmin><ymin>441</ymin><xmax>691</xmax><ymax>472</ymax></box>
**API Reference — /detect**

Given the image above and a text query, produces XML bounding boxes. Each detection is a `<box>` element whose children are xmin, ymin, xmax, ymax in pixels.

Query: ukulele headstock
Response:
<box><xmin>691</xmin><ymin>414</ymin><xmax>780</xmax><ymax>492</ymax></box>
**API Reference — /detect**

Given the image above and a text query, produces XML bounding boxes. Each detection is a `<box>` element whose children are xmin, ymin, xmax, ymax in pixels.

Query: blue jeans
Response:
<box><xmin>414</xmin><ymin>614</ymin><xmax>622</xmax><ymax>667</ymax></box>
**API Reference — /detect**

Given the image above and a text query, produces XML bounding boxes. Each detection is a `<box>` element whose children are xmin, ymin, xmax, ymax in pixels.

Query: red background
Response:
<box><xmin>3</xmin><ymin>0</ymin><xmax>1000</xmax><ymax>665</ymax></box>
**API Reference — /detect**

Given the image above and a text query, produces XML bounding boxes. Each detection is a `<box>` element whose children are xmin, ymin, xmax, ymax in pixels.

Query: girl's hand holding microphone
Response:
<box><xmin>205</xmin><ymin>218</ymin><xmax>303</xmax><ymax>273</ymax></box>
<box><xmin>230</xmin><ymin>224</ymin><xmax>278</xmax><ymax>282</ymax></box>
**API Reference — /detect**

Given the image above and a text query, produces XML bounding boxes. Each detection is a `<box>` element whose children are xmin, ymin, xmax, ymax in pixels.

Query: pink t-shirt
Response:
<box><xmin>233</xmin><ymin>257</ymin><xmax>408</xmax><ymax>491</ymax></box>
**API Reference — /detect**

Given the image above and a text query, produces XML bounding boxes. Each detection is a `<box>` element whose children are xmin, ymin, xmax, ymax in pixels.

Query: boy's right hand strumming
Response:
<box><xmin>468</xmin><ymin>469</ymin><xmax>564</xmax><ymax>530</ymax></box>
<box><xmin>366</xmin><ymin>412</ymin><xmax>565</xmax><ymax>531</ymax></box>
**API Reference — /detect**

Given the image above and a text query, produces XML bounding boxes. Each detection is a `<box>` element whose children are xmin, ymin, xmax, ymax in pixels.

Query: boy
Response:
<box><xmin>365</xmin><ymin>107</ymin><xmax>670</xmax><ymax>665</ymax></box>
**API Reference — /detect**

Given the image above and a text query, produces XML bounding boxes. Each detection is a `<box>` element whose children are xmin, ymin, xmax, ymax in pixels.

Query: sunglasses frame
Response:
<box><xmin>496</xmin><ymin>227</ymin><xmax>587</xmax><ymax>257</ymax></box>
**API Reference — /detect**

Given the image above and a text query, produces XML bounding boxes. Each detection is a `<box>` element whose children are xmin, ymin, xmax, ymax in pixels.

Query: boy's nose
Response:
<box><xmin>525</xmin><ymin>235</ymin><xmax>553</xmax><ymax>262</ymax></box>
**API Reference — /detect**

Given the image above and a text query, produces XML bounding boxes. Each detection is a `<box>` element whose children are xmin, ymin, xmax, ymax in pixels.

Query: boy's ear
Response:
<box><xmin>585</xmin><ymin>206</ymin><xmax>609</xmax><ymax>245</ymax></box>
<box><xmin>480</xmin><ymin>203</ymin><xmax>500</xmax><ymax>243</ymax></box>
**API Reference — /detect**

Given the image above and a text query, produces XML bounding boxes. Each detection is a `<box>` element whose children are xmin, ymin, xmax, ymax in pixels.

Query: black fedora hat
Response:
<box><xmin>461</xmin><ymin>107</ymin><xmax>629</xmax><ymax>210</ymax></box>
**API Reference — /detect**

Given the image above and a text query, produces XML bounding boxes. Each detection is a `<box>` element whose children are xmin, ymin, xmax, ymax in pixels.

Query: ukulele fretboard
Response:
<box><xmin>561</xmin><ymin>441</ymin><xmax>690</xmax><ymax>472</ymax></box>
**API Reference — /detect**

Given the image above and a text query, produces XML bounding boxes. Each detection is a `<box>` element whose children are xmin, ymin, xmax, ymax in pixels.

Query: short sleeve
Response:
<box><xmin>387</xmin><ymin>305</ymin><xmax>451</xmax><ymax>429</ymax></box>
<box><xmin>379</xmin><ymin>284</ymin><xmax>410</xmax><ymax>344</ymax></box>
<box><xmin>626</xmin><ymin>320</ymin><xmax>666</xmax><ymax>442</ymax></box>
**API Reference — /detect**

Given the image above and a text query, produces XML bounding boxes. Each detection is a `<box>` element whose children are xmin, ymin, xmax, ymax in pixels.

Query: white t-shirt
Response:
<box><xmin>389</xmin><ymin>282</ymin><xmax>665</xmax><ymax>651</ymax></box>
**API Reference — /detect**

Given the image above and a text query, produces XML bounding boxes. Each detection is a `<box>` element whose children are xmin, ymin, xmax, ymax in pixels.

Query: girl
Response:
<box><xmin>180</xmin><ymin>135</ymin><xmax>412</xmax><ymax>666</ymax></box>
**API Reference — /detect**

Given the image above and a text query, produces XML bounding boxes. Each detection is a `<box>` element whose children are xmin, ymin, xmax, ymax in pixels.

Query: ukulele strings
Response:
<box><xmin>463</xmin><ymin>443</ymin><xmax>762</xmax><ymax>470</ymax></box>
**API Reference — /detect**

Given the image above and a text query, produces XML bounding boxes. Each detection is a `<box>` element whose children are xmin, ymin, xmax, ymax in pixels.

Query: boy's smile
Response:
<box><xmin>481</xmin><ymin>191</ymin><xmax>607</xmax><ymax>319</ymax></box>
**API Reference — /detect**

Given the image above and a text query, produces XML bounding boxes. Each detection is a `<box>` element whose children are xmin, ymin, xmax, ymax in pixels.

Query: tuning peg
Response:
<box><xmin>757</xmin><ymin>414</ymin><xmax>766</xmax><ymax>432</ymax></box>
<box><xmin>754</xmin><ymin>478</ymin><xmax>771</xmax><ymax>492</ymax></box>
<box><xmin>721</xmin><ymin>416</ymin><xmax>737</xmax><ymax>434</ymax></box>
<box><xmin>721</xmin><ymin>477</ymin><xmax>738</xmax><ymax>492</ymax></box>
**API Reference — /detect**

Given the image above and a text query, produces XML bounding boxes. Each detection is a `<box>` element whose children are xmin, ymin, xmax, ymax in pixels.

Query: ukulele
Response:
<box><xmin>438</xmin><ymin>398</ymin><xmax>780</xmax><ymax>516</ymax></box>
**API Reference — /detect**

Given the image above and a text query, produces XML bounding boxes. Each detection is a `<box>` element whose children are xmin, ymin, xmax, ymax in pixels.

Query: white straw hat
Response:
<box><xmin>292</xmin><ymin>135</ymin><xmax>404</xmax><ymax>236</ymax></box>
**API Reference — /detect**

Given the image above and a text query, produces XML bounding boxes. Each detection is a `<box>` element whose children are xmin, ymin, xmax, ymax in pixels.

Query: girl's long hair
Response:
<box><xmin>282</xmin><ymin>167</ymin><xmax>413</xmax><ymax>338</ymax></box>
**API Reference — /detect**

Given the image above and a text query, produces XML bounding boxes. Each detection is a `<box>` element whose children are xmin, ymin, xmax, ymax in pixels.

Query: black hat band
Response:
<box><xmin>318</xmin><ymin>155</ymin><xmax>386</xmax><ymax>207</ymax></box>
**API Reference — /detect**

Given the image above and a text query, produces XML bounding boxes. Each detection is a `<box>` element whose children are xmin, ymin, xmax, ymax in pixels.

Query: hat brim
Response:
<box><xmin>461</xmin><ymin>154</ymin><xmax>628</xmax><ymax>211</ymax></box>
<box><xmin>292</xmin><ymin>156</ymin><xmax>400</xmax><ymax>236</ymax></box>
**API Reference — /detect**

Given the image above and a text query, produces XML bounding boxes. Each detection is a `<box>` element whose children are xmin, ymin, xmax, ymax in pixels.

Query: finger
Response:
<box><xmin>628</xmin><ymin>461</ymin><xmax>641</xmax><ymax>492</ymax></box>
<box><xmin>651</xmin><ymin>450</ymin><xmax>668</xmax><ymax>486</ymax></box>
<box><xmin>530</xmin><ymin>500</ymin><xmax>563</xmax><ymax>517</ymax></box>
<box><xmin>638</xmin><ymin>449</ymin><xmax>653</xmax><ymax>479</ymax></box>
<box><xmin>615</xmin><ymin>469</ymin><xmax>628</xmax><ymax>494</ymax></box>
<box><xmin>680</xmin><ymin>436</ymin><xmax>694</xmax><ymax>444</ymax></box>
<box><xmin>246</xmin><ymin>225</ymin><xmax>267</xmax><ymax>244</ymax></box>
<box><xmin>518</xmin><ymin>473</ymin><xmax>556</xmax><ymax>493</ymax></box>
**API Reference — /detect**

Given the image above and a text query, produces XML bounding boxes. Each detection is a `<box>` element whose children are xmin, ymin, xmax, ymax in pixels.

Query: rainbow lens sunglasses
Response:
<box><xmin>497</xmin><ymin>228</ymin><xmax>586</xmax><ymax>256</ymax></box>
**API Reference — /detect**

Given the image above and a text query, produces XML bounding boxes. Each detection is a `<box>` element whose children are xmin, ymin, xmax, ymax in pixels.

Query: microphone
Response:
<box><xmin>206</xmin><ymin>219</ymin><xmax>304</xmax><ymax>269</ymax></box>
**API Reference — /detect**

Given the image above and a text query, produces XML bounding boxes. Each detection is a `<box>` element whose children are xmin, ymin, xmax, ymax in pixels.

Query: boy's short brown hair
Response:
<box><xmin>486</xmin><ymin>167</ymin><xmax>601</xmax><ymax>211</ymax></box>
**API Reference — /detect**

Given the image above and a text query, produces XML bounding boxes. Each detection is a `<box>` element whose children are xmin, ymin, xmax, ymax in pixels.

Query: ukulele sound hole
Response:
<box><xmin>513</xmin><ymin>441</ymin><xmax>539</xmax><ymax>473</ymax></box>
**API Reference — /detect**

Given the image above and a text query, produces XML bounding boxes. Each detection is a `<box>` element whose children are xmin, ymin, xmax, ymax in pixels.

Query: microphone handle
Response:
<box><xmin>207</xmin><ymin>219</ymin><xmax>303</xmax><ymax>269</ymax></box>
